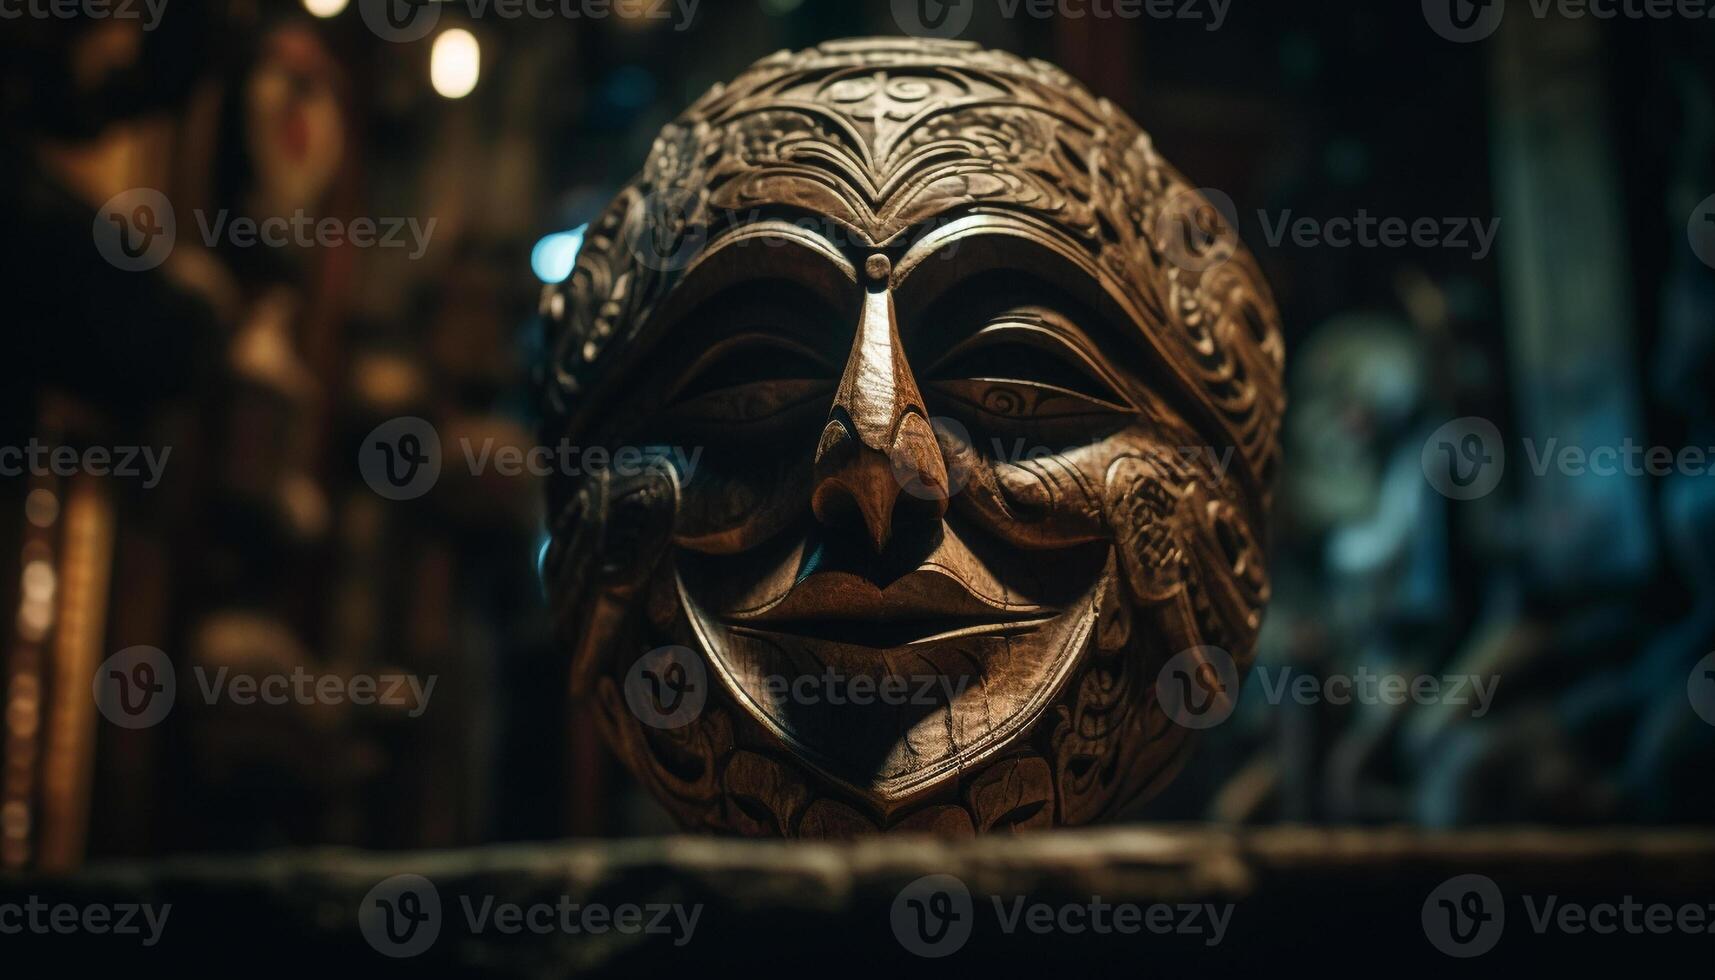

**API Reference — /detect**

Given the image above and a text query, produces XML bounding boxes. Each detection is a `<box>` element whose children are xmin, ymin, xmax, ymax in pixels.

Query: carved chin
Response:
<box><xmin>672</xmin><ymin>537</ymin><xmax>1111</xmax><ymax>820</ymax></box>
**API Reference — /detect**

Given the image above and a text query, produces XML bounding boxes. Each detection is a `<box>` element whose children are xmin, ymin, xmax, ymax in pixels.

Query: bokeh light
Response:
<box><xmin>430</xmin><ymin>28</ymin><xmax>481</xmax><ymax>100</ymax></box>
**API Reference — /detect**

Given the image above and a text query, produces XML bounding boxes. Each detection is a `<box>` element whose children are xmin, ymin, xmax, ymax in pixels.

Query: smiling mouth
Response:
<box><xmin>721</xmin><ymin>554</ymin><xmax>1061</xmax><ymax>649</ymax></box>
<box><xmin>675</xmin><ymin>542</ymin><xmax>1113</xmax><ymax>804</ymax></box>
<box><xmin>689</xmin><ymin>519</ymin><xmax>1097</xmax><ymax>650</ymax></box>
<box><xmin>727</xmin><ymin>613</ymin><xmax>1055</xmax><ymax>648</ymax></box>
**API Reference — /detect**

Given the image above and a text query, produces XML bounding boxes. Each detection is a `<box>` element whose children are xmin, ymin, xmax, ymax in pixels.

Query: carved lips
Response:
<box><xmin>667</xmin><ymin>515</ymin><xmax>1107</xmax><ymax>809</ymax></box>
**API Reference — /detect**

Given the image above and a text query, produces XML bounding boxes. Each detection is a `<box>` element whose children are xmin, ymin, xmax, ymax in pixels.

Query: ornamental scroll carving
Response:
<box><xmin>540</xmin><ymin>38</ymin><xmax>1283</xmax><ymax>837</ymax></box>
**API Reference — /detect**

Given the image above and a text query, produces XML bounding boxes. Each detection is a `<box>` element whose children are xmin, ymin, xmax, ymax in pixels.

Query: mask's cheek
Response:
<box><xmin>673</xmin><ymin>451</ymin><xmax>812</xmax><ymax>555</ymax></box>
<box><xmin>936</xmin><ymin>415</ymin><xmax>1266</xmax><ymax>650</ymax></box>
<box><xmin>940</xmin><ymin>426</ymin><xmax>1157</xmax><ymax>550</ymax></box>
<box><xmin>1102</xmin><ymin>449</ymin><xmax>1268</xmax><ymax>654</ymax></box>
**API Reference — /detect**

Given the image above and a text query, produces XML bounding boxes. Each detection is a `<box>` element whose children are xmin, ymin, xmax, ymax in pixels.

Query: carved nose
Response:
<box><xmin>811</xmin><ymin>282</ymin><xmax>949</xmax><ymax>554</ymax></box>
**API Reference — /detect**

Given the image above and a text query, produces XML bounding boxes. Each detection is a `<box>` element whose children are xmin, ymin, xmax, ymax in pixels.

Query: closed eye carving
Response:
<box><xmin>926</xmin><ymin>319</ymin><xmax>1135</xmax><ymax>435</ymax></box>
<box><xmin>663</xmin><ymin>334</ymin><xmax>837</xmax><ymax>429</ymax></box>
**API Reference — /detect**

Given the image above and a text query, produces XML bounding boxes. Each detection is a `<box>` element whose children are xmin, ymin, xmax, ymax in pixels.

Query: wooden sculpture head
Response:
<box><xmin>540</xmin><ymin>38</ymin><xmax>1284</xmax><ymax>837</ymax></box>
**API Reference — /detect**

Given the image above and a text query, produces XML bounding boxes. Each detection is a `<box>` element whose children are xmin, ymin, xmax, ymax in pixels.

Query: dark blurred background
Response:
<box><xmin>1</xmin><ymin>0</ymin><xmax>1712</xmax><ymax>871</ymax></box>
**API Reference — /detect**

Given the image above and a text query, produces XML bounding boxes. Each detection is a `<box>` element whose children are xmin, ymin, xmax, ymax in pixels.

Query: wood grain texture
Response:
<box><xmin>540</xmin><ymin>39</ymin><xmax>1284</xmax><ymax>836</ymax></box>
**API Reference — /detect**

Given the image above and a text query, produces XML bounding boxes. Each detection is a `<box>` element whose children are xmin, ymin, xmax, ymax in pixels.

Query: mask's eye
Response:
<box><xmin>925</xmin><ymin>321</ymin><xmax>1134</xmax><ymax>437</ymax></box>
<box><xmin>663</xmin><ymin>334</ymin><xmax>836</xmax><ymax>430</ymax></box>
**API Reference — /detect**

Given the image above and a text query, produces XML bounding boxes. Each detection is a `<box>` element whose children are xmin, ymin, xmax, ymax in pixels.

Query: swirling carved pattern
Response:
<box><xmin>543</xmin><ymin>38</ymin><xmax>1284</xmax><ymax>506</ymax></box>
<box><xmin>583</xmin><ymin>432</ymin><xmax>1267</xmax><ymax>835</ymax></box>
<box><xmin>544</xmin><ymin>39</ymin><xmax>1282</xmax><ymax>836</ymax></box>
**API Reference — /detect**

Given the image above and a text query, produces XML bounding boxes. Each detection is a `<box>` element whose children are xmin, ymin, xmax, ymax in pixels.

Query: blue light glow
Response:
<box><xmin>531</xmin><ymin>225</ymin><xmax>587</xmax><ymax>284</ymax></box>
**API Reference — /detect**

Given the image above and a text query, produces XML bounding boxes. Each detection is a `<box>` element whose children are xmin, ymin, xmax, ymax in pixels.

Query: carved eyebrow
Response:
<box><xmin>697</xmin><ymin>218</ymin><xmax>862</xmax><ymax>285</ymax></box>
<box><xmin>885</xmin><ymin>212</ymin><xmax>1135</xmax><ymax>329</ymax></box>
<box><xmin>891</xmin><ymin>212</ymin><xmax>1024</xmax><ymax>285</ymax></box>
<box><xmin>650</xmin><ymin>221</ymin><xmax>864</xmax><ymax>339</ymax></box>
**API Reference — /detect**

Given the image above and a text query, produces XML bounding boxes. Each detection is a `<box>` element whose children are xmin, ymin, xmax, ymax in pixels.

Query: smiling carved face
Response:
<box><xmin>540</xmin><ymin>39</ymin><xmax>1284</xmax><ymax>837</ymax></box>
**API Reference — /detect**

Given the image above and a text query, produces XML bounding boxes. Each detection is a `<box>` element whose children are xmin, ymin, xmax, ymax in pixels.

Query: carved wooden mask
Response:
<box><xmin>540</xmin><ymin>39</ymin><xmax>1284</xmax><ymax>837</ymax></box>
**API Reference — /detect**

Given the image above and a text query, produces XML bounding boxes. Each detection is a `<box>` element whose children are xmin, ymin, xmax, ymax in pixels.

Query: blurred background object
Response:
<box><xmin>1</xmin><ymin>0</ymin><xmax>1712</xmax><ymax>870</ymax></box>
